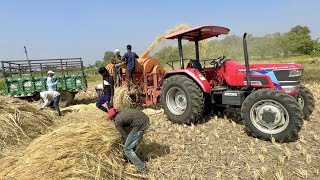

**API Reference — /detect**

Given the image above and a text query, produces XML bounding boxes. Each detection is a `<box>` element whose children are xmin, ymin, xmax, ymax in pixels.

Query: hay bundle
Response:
<box><xmin>0</xmin><ymin>122</ymin><xmax>144</xmax><ymax>180</ymax></box>
<box><xmin>142</xmin><ymin>108</ymin><xmax>164</xmax><ymax>116</ymax></box>
<box><xmin>0</xmin><ymin>96</ymin><xmax>56</xmax><ymax>156</ymax></box>
<box><xmin>114</xmin><ymin>86</ymin><xmax>139</xmax><ymax>110</ymax></box>
<box><xmin>74</xmin><ymin>82</ymin><xmax>140</xmax><ymax>111</ymax></box>
<box><xmin>74</xmin><ymin>82</ymin><xmax>99</xmax><ymax>104</ymax></box>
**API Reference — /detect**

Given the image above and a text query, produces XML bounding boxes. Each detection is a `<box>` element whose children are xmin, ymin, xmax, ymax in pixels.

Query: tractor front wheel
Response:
<box><xmin>241</xmin><ymin>89</ymin><xmax>303</xmax><ymax>142</ymax></box>
<box><xmin>297</xmin><ymin>85</ymin><xmax>315</xmax><ymax>120</ymax></box>
<box><xmin>161</xmin><ymin>75</ymin><xmax>204</xmax><ymax>124</ymax></box>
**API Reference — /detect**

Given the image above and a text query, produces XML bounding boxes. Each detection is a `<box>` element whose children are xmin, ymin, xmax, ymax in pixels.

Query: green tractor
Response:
<box><xmin>1</xmin><ymin>58</ymin><xmax>87</xmax><ymax>107</ymax></box>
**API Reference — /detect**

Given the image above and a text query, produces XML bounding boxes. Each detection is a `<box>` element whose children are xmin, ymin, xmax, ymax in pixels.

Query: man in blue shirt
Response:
<box><xmin>122</xmin><ymin>45</ymin><xmax>139</xmax><ymax>91</ymax></box>
<box><xmin>47</xmin><ymin>70</ymin><xmax>59</xmax><ymax>91</ymax></box>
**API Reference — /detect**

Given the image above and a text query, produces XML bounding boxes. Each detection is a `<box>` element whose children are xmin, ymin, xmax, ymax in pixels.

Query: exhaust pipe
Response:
<box><xmin>243</xmin><ymin>33</ymin><xmax>251</xmax><ymax>89</ymax></box>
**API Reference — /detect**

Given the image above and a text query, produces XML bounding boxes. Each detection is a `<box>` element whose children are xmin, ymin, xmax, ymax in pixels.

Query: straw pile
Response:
<box><xmin>114</xmin><ymin>86</ymin><xmax>140</xmax><ymax>110</ymax></box>
<box><xmin>0</xmin><ymin>122</ymin><xmax>145</xmax><ymax>180</ymax></box>
<box><xmin>73</xmin><ymin>82</ymin><xmax>98</xmax><ymax>105</ymax></box>
<box><xmin>0</xmin><ymin>96</ymin><xmax>56</xmax><ymax>157</ymax></box>
<box><xmin>74</xmin><ymin>81</ymin><xmax>140</xmax><ymax>111</ymax></box>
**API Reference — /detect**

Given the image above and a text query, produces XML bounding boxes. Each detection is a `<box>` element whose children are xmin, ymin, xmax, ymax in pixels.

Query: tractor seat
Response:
<box><xmin>189</xmin><ymin>59</ymin><xmax>203</xmax><ymax>71</ymax></box>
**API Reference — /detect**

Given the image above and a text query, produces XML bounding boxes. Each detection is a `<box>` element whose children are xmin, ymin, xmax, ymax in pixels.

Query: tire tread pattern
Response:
<box><xmin>161</xmin><ymin>75</ymin><xmax>204</xmax><ymax>124</ymax></box>
<box><xmin>241</xmin><ymin>89</ymin><xmax>303</xmax><ymax>142</ymax></box>
<box><xmin>298</xmin><ymin>85</ymin><xmax>315</xmax><ymax>120</ymax></box>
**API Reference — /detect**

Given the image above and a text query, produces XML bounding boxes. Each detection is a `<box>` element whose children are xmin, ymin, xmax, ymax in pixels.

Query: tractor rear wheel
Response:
<box><xmin>297</xmin><ymin>85</ymin><xmax>315</xmax><ymax>120</ymax></box>
<box><xmin>241</xmin><ymin>89</ymin><xmax>303</xmax><ymax>142</ymax></box>
<box><xmin>161</xmin><ymin>75</ymin><xmax>204</xmax><ymax>124</ymax></box>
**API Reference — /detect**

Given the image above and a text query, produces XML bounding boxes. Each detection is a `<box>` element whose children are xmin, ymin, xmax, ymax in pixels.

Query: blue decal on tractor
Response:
<box><xmin>250</xmin><ymin>70</ymin><xmax>282</xmax><ymax>90</ymax></box>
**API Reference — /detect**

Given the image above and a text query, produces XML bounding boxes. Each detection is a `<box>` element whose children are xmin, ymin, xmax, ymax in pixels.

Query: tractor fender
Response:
<box><xmin>163</xmin><ymin>69</ymin><xmax>211</xmax><ymax>93</ymax></box>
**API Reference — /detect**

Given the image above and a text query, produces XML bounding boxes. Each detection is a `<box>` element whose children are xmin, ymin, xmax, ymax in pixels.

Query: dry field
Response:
<box><xmin>1</xmin><ymin>23</ymin><xmax>319</xmax><ymax>179</ymax></box>
<box><xmin>0</xmin><ymin>81</ymin><xmax>319</xmax><ymax>180</ymax></box>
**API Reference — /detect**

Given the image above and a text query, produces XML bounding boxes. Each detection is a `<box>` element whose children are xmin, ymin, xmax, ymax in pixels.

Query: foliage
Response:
<box><xmin>103</xmin><ymin>51</ymin><xmax>114</xmax><ymax>63</ymax></box>
<box><xmin>153</xmin><ymin>25</ymin><xmax>318</xmax><ymax>63</ymax></box>
<box><xmin>92</xmin><ymin>51</ymin><xmax>114</xmax><ymax>69</ymax></box>
<box><xmin>282</xmin><ymin>25</ymin><xmax>315</xmax><ymax>55</ymax></box>
<box><xmin>312</xmin><ymin>41</ymin><xmax>320</xmax><ymax>55</ymax></box>
<box><xmin>0</xmin><ymin>78</ymin><xmax>3</xmax><ymax>91</ymax></box>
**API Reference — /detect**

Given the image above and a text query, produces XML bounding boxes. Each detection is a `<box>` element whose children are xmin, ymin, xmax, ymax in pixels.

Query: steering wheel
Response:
<box><xmin>210</xmin><ymin>54</ymin><xmax>226</xmax><ymax>66</ymax></box>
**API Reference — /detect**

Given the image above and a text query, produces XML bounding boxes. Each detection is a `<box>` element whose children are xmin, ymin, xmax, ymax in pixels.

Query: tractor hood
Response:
<box><xmin>236</xmin><ymin>62</ymin><xmax>304</xmax><ymax>73</ymax></box>
<box><xmin>222</xmin><ymin>60</ymin><xmax>304</xmax><ymax>94</ymax></box>
<box><xmin>223</xmin><ymin>60</ymin><xmax>304</xmax><ymax>89</ymax></box>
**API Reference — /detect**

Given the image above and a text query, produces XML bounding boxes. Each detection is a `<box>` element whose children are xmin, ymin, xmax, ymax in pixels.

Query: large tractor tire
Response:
<box><xmin>161</xmin><ymin>75</ymin><xmax>204</xmax><ymax>124</ymax></box>
<box><xmin>241</xmin><ymin>89</ymin><xmax>303</xmax><ymax>142</ymax></box>
<box><xmin>59</xmin><ymin>91</ymin><xmax>75</xmax><ymax>108</ymax></box>
<box><xmin>297</xmin><ymin>85</ymin><xmax>315</xmax><ymax>120</ymax></box>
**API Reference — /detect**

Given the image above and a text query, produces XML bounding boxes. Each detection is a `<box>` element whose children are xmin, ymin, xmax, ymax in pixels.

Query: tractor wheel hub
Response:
<box><xmin>257</xmin><ymin>104</ymin><xmax>282</xmax><ymax>126</ymax></box>
<box><xmin>166</xmin><ymin>87</ymin><xmax>187</xmax><ymax>115</ymax></box>
<box><xmin>250</xmin><ymin>100</ymin><xmax>289</xmax><ymax>134</ymax></box>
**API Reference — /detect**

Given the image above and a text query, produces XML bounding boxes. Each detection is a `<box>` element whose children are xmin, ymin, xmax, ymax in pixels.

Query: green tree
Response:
<box><xmin>312</xmin><ymin>40</ymin><xmax>320</xmax><ymax>55</ymax></box>
<box><xmin>154</xmin><ymin>46</ymin><xmax>179</xmax><ymax>64</ymax></box>
<box><xmin>94</xmin><ymin>50</ymin><xmax>114</xmax><ymax>69</ymax></box>
<box><xmin>283</xmin><ymin>25</ymin><xmax>315</xmax><ymax>55</ymax></box>
<box><xmin>103</xmin><ymin>51</ymin><xmax>114</xmax><ymax>63</ymax></box>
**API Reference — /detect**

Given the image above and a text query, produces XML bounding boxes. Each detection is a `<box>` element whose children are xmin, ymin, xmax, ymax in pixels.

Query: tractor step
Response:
<box><xmin>212</xmin><ymin>86</ymin><xmax>227</xmax><ymax>91</ymax></box>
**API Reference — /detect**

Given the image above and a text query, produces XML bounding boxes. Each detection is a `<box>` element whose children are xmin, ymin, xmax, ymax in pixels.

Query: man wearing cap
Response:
<box><xmin>111</xmin><ymin>49</ymin><xmax>124</xmax><ymax>86</ymax></box>
<box><xmin>96</xmin><ymin>67</ymin><xmax>114</xmax><ymax>112</ymax></box>
<box><xmin>122</xmin><ymin>45</ymin><xmax>139</xmax><ymax>91</ymax></box>
<box><xmin>47</xmin><ymin>70</ymin><xmax>59</xmax><ymax>91</ymax></box>
<box><xmin>108</xmin><ymin>108</ymin><xmax>150</xmax><ymax>174</ymax></box>
<box><xmin>35</xmin><ymin>90</ymin><xmax>62</xmax><ymax>116</ymax></box>
<box><xmin>111</xmin><ymin>49</ymin><xmax>122</xmax><ymax>64</ymax></box>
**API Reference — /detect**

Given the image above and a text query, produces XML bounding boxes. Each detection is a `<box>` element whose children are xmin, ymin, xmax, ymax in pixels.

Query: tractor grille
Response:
<box><xmin>273</xmin><ymin>69</ymin><xmax>303</xmax><ymax>82</ymax></box>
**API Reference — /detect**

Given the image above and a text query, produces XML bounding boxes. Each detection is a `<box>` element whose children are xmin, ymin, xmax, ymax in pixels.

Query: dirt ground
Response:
<box><xmin>61</xmin><ymin>82</ymin><xmax>320</xmax><ymax>179</ymax></box>
<box><xmin>1</xmin><ymin>82</ymin><xmax>319</xmax><ymax>180</ymax></box>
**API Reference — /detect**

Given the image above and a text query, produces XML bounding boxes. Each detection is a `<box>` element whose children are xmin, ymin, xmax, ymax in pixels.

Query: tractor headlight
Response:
<box><xmin>288</xmin><ymin>69</ymin><xmax>302</xmax><ymax>77</ymax></box>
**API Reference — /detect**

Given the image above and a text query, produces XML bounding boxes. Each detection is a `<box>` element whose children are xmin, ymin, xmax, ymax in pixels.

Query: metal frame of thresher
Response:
<box><xmin>119</xmin><ymin>69</ymin><xmax>163</xmax><ymax>106</ymax></box>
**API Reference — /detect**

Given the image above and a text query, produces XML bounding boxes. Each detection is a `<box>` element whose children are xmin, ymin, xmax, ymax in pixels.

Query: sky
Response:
<box><xmin>0</xmin><ymin>0</ymin><xmax>319</xmax><ymax>66</ymax></box>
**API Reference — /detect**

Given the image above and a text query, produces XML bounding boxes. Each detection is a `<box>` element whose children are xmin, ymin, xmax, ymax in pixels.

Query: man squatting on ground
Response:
<box><xmin>108</xmin><ymin>108</ymin><xmax>150</xmax><ymax>173</ymax></box>
<box><xmin>37</xmin><ymin>91</ymin><xmax>62</xmax><ymax>116</ymax></box>
<box><xmin>96</xmin><ymin>67</ymin><xmax>114</xmax><ymax>112</ymax></box>
<box><xmin>122</xmin><ymin>45</ymin><xmax>139</xmax><ymax>91</ymax></box>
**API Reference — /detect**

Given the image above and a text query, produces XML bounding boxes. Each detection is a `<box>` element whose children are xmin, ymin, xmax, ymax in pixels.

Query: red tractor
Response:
<box><xmin>160</xmin><ymin>25</ymin><xmax>315</xmax><ymax>142</ymax></box>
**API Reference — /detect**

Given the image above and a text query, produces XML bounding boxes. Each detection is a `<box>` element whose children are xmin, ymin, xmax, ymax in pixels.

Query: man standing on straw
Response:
<box><xmin>107</xmin><ymin>108</ymin><xmax>150</xmax><ymax>174</ymax></box>
<box><xmin>96</xmin><ymin>67</ymin><xmax>114</xmax><ymax>112</ymax></box>
<box><xmin>111</xmin><ymin>49</ymin><xmax>124</xmax><ymax>86</ymax></box>
<box><xmin>47</xmin><ymin>70</ymin><xmax>59</xmax><ymax>91</ymax></box>
<box><xmin>122</xmin><ymin>45</ymin><xmax>139</xmax><ymax>91</ymax></box>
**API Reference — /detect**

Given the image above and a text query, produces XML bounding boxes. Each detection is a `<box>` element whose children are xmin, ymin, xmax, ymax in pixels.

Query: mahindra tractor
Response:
<box><xmin>159</xmin><ymin>25</ymin><xmax>315</xmax><ymax>142</ymax></box>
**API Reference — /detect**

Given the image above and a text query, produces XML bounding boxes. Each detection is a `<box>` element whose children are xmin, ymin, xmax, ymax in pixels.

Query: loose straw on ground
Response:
<box><xmin>0</xmin><ymin>96</ymin><xmax>56</xmax><ymax>157</ymax></box>
<box><xmin>0</xmin><ymin>122</ymin><xmax>145</xmax><ymax>180</ymax></box>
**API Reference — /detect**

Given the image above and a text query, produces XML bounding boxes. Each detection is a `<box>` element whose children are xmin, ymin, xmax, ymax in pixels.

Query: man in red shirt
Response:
<box><xmin>108</xmin><ymin>108</ymin><xmax>150</xmax><ymax>174</ymax></box>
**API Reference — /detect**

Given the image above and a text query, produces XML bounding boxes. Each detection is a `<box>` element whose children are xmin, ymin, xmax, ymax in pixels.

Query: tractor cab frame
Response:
<box><xmin>165</xmin><ymin>25</ymin><xmax>230</xmax><ymax>70</ymax></box>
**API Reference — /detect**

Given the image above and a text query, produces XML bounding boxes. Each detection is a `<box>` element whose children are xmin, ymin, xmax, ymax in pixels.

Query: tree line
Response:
<box><xmin>153</xmin><ymin>25</ymin><xmax>320</xmax><ymax>64</ymax></box>
<box><xmin>92</xmin><ymin>25</ymin><xmax>319</xmax><ymax>68</ymax></box>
